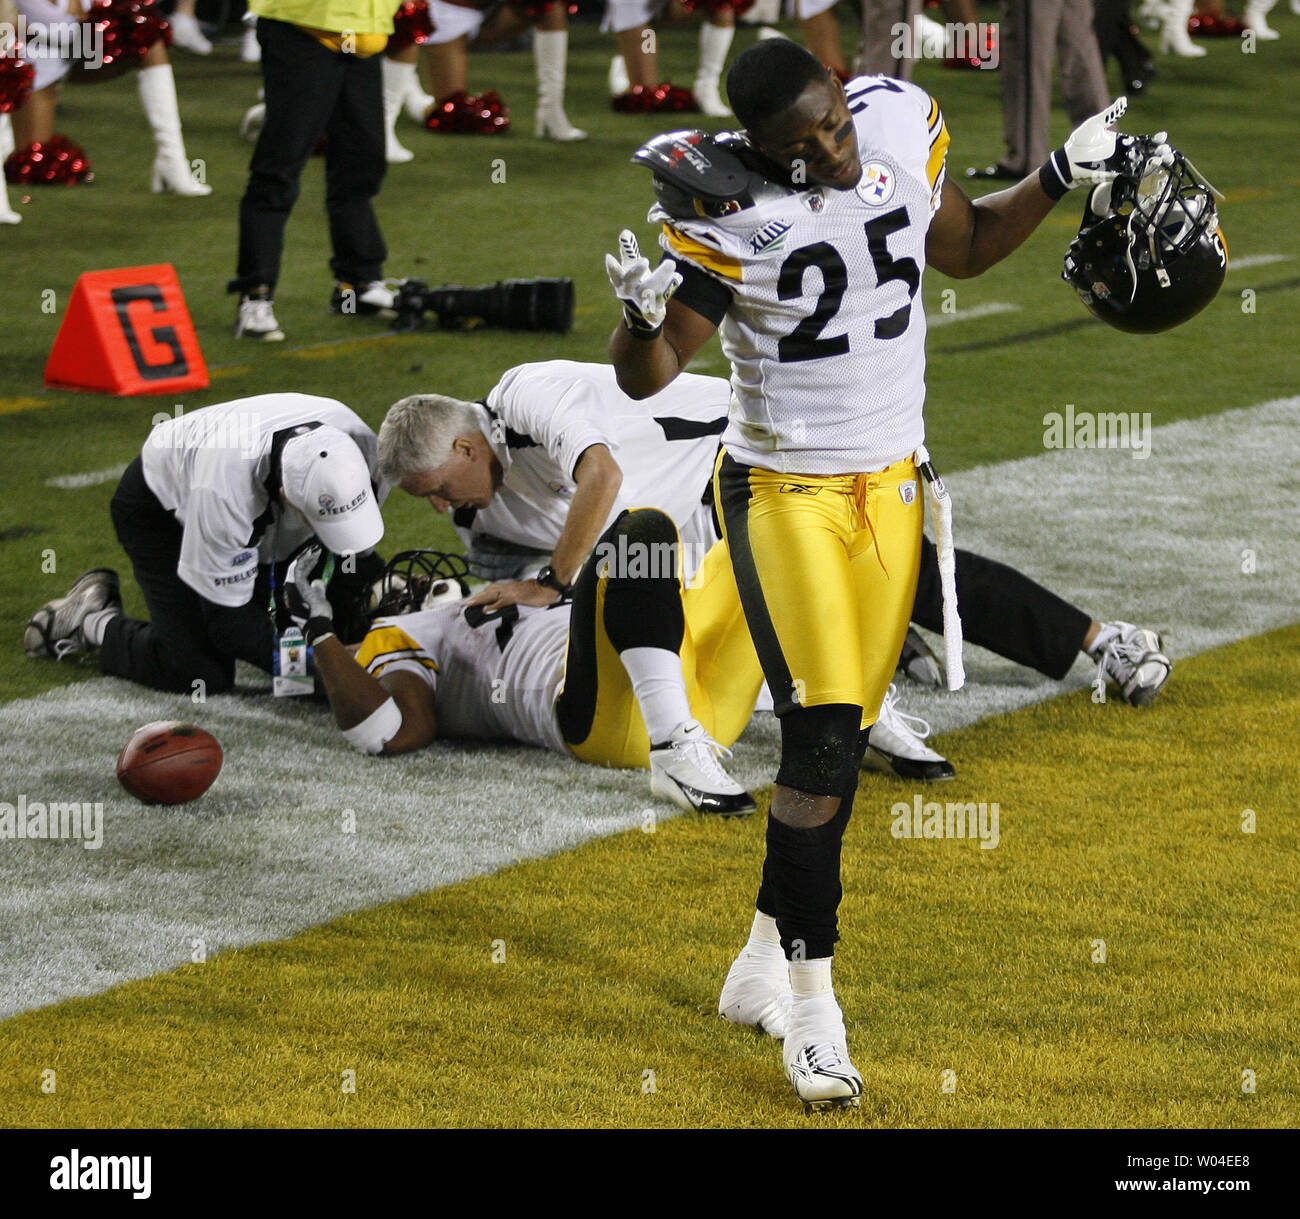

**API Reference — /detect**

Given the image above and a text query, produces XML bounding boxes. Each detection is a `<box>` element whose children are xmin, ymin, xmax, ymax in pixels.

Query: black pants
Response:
<box><xmin>100</xmin><ymin>458</ymin><xmax>276</xmax><ymax>694</ymax></box>
<box><xmin>912</xmin><ymin>538</ymin><xmax>1092</xmax><ymax>681</ymax></box>
<box><xmin>231</xmin><ymin>19</ymin><xmax>387</xmax><ymax>294</ymax></box>
<box><xmin>1093</xmin><ymin>0</ymin><xmax>1151</xmax><ymax>80</ymax></box>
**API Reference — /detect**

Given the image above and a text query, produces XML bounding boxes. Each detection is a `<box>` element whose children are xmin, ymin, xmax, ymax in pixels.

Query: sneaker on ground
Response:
<box><xmin>783</xmin><ymin>993</ymin><xmax>863</xmax><ymax>1111</ymax></box>
<box><xmin>25</xmin><ymin>569</ymin><xmax>121</xmax><ymax>659</ymax></box>
<box><xmin>1089</xmin><ymin>621</ymin><xmax>1172</xmax><ymax>706</ymax></box>
<box><xmin>864</xmin><ymin>684</ymin><xmax>956</xmax><ymax>781</ymax></box>
<box><xmin>719</xmin><ymin>944</ymin><xmax>792</xmax><ymax>1038</ymax></box>
<box><xmin>235</xmin><ymin>294</ymin><xmax>284</xmax><ymax>341</ymax></box>
<box><xmin>897</xmin><ymin>625</ymin><xmax>944</xmax><ymax>687</ymax></box>
<box><xmin>649</xmin><ymin>719</ymin><xmax>756</xmax><ymax>816</ymax></box>
<box><xmin>330</xmin><ymin>280</ymin><xmax>398</xmax><ymax>315</ymax></box>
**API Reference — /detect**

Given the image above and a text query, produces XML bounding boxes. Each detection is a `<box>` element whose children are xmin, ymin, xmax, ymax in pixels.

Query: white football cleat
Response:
<box><xmin>26</xmin><ymin>569</ymin><xmax>121</xmax><ymax>659</ymax></box>
<box><xmin>864</xmin><ymin>684</ymin><xmax>956</xmax><ymax>781</ymax></box>
<box><xmin>235</xmin><ymin>295</ymin><xmax>284</xmax><ymax>342</ymax></box>
<box><xmin>649</xmin><ymin>719</ymin><xmax>756</xmax><ymax>816</ymax></box>
<box><xmin>783</xmin><ymin>994</ymin><xmax>863</xmax><ymax>1111</ymax></box>
<box><xmin>718</xmin><ymin>945</ymin><xmax>792</xmax><ymax>1038</ymax></box>
<box><xmin>1089</xmin><ymin>621</ymin><xmax>1172</xmax><ymax>705</ymax></box>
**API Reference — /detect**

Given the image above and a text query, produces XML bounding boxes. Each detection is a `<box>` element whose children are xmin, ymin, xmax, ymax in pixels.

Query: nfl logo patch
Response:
<box><xmin>804</xmin><ymin>190</ymin><xmax>825</xmax><ymax>213</ymax></box>
<box><xmin>899</xmin><ymin>480</ymin><xmax>917</xmax><ymax>505</ymax></box>
<box><xmin>858</xmin><ymin>162</ymin><xmax>896</xmax><ymax>206</ymax></box>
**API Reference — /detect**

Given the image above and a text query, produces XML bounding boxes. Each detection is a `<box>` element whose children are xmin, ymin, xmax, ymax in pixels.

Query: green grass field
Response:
<box><xmin>2</xmin><ymin>630</ymin><xmax>1297</xmax><ymax>1128</ymax></box>
<box><xmin>1</xmin><ymin>8</ymin><xmax>1298</xmax><ymax>1129</ymax></box>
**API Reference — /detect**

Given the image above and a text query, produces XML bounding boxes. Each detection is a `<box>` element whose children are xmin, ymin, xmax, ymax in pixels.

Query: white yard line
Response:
<box><xmin>44</xmin><ymin>464</ymin><xmax>128</xmax><ymax>490</ymax></box>
<box><xmin>1228</xmin><ymin>253</ymin><xmax>1290</xmax><ymax>271</ymax></box>
<box><xmin>926</xmin><ymin>302</ymin><xmax>1020</xmax><ymax>327</ymax></box>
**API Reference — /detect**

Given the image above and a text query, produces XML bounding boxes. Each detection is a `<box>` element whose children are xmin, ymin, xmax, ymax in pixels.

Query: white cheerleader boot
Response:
<box><xmin>381</xmin><ymin>56</ymin><xmax>416</xmax><ymax>161</ymax></box>
<box><xmin>534</xmin><ymin>29</ymin><xmax>586</xmax><ymax>140</ymax></box>
<box><xmin>0</xmin><ymin>114</ymin><xmax>21</xmax><ymax>223</ymax></box>
<box><xmin>608</xmin><ymin>53</ymin><xmax>630</xmax><ymax>96</ymax></box>
<box><xmin>693</xmin><ymin>21</ymin><xmax>734</xmax><ymax>117</ymax></box>
<box><xmin>1243</xmin><ymin>0</ymin><xmax>1281</xmax><ymax>37</ymax></box>
<box><xmin>1160</xmin><ymin>0</ymin><xmax>1208</xmax><ymax>54</ymax></box>
<box><xmin>139</xmin><ymin>63</ymin><xmax>213</xmax><ymax>195</ymax></box>
<box><xmin>241</xmin><ymin>13</ymin><xmax>261</xmax><ymax>63</ymax></box>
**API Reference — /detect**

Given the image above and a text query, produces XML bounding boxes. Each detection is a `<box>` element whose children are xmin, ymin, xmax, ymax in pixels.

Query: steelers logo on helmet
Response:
<box><xmin>857</xmin><ymin>162</ymin><xmax>897</xmax><ymax>206</ymax></box>
<box><xmin>1062</xmin><ymin>136</ymin><xmax>1227</xmax><ymax>334</ymax></box>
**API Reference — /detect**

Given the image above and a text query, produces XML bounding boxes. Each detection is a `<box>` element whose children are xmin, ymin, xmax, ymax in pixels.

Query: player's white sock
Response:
<box><xmin>82</xmin><ymin>606</ymin><xmax>121</xmax><ymax>647</ymax></box>
<box><xmin>747</xmin><ymin>909</ymin><xmax>783</xmax><ymax>953</ymax></box>
<box><xmin>620</xmin><ymin>646</ymin><xmax>693</xmax><ymax>743</ymax></box>
<box><xmin>789</xmin><ymin>956</ymin><xmax>834</xmax><ymax>998</ymax></box>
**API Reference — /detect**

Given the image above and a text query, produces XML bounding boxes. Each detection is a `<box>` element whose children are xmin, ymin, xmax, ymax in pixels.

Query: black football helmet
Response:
<box><xmin>632</xmin><ymin>129</ymin><xmax>791</xmax><ymax>219</ymax></box>
<box><xmin>371</xmin><ymin>550</ymin><xmax>470</xmax><ymax>618</ymax></box>
<box><xmin>1063</xmin><ymin>138</ymin><xmax>1227</xmax><ymax>334</ymax></box>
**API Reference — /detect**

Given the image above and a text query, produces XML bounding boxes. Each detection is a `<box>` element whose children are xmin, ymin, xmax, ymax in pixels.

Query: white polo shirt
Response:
<box><xmin>140</xmin><ymin>393</ymin><xmax>386</xmax><ymax>607</ymax></box>
<box><xmin>457</xmin><ymin>360</ymin><xmax>731</xmax><ymax>554</ymax></box>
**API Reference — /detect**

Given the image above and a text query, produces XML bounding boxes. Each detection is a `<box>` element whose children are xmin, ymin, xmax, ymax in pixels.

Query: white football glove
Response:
<box><xmin>604</xmin><ymin>229</ymin><xmax>682</xmax><ymax>337</ymax></box>
<box><xmin>1044</xmin><ymin>98</ymin><xmax>1174</xmax><ymax>196</ymax></box>
<box><xmin>285</xmin><ymin>543</ymin><xmax>335</xmax><ymax>644</ymax></box>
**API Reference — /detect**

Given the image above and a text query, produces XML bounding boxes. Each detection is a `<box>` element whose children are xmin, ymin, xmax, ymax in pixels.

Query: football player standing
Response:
<box><xmin>607</xmin><ymin>37</ymin><xmax>1170</xmax><ymax>1109</ymax></box>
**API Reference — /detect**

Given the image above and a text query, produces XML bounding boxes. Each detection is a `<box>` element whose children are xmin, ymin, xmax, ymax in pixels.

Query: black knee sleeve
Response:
<box><xmin>774</xmin><ymin>703</ymin><xmax>864</xmax><ymax>798</ymax></box>
<box><xmin>599</xmin><ymin>509</ymin><xmax>684</xmax><ymax>654</ymax></box>
<box><xmin>754</xmin><ymin>732</ymin><xmax>863</xmax><ymax>930</ymax></box>
<box><xmin>764</xmin><ymin>788</ymin><xmax>859</xmax><ymax>960</ymax></box>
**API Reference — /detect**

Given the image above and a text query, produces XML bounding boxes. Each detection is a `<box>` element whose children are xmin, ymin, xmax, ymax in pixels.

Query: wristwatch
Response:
<box><xmin>535</xmin><ymin>565</ymin><xmax>573</xmax><ymax>601</ymax></box>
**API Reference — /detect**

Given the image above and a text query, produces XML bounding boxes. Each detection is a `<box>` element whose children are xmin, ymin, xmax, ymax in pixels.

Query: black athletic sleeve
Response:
<box><xmin>662</xmin><ymin>253</ymin><xmax>732</xmax><ymax>326</ymax></box>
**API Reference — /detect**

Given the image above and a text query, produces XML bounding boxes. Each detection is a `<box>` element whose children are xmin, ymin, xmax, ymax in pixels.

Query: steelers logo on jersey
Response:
<box><xmin>857</xmin><ymin>162</ymin><xmax>897</xmax><ymax>207</ymax></box>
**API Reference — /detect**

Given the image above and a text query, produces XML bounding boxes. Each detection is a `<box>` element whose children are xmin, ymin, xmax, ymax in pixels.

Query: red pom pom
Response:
<box><xmin>4</xmin><ymin>136</ymin><xmax>94</xmax><ymax>186</ymax></box>
<box><xmin>74</xmin><ymin>0</ymin><xmax>171</xmax><ymax>81</ymax></box>
<box><xmin>387</xmin><ymin>1</ymin><xmax>435</xmax><ymax>54</ymax></box>
<box><xmin>611</xmin><ymin>84</ymin><xmax>700</xmax><ymax>115</ymax></box>
<box><xmin>678</xmin><ymin>0</ymin><xmax>756</xmax><ymax>16</ymax></box>
<box><xmin>423</xmin><ymin>89</ymin><xmax>510</xmax><ymax>134</ymax></box>
<box><xmin>0</xmin><ymin>53</ymin><xmax>35</xmax><ymax>114</ymax></box>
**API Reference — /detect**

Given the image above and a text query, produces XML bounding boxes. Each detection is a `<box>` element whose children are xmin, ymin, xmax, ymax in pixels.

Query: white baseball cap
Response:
<box><xmin>281</xmin><ymin>426</ymin><xmax>384</xmax><ymax>555</ymax></box>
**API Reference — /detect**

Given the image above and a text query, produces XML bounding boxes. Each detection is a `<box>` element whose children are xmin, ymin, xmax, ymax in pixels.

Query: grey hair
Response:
<box><xmin>378</xmin><ymin>394</ymin><xmax>483</xmax><ymax>483</ymax></box>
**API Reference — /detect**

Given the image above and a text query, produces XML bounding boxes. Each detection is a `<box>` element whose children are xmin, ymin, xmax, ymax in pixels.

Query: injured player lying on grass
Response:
<box><xmin>290</xmin><ymin>508</ymin><xmax>951</xmax><ymax>812</ymax></box>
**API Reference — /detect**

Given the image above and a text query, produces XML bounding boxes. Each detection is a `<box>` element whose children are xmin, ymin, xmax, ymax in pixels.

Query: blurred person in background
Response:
<box><xmin>4</xmin><ymin>0</ymin><xmax>211</xmax><ymax>194</ymax></box>
<box><xmin>229</xmin><ymin>0</ymin><xmax>397</xmax><ymax>342</ymax></box>
<box><xmin>966</xmin><ymin>0</ymin><xmax>1109</xmax><ymax>182</ymax></box>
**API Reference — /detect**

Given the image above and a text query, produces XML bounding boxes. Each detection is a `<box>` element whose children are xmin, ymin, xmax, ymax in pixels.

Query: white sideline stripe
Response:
<box><xmin>2</xmin><ymin>397</ymin><xmax>1299</xmax><ymax>1019</ymax></box>
<box><xmin>926</xmin><ymin>302</ymin><xmax>1020</xmax><ymax>327</ymax></box>
<box><xmin>44</xmin><ymin>464</ymin><xmax>127</xmax><ymax>490</ymax></box>
<box><xmin>1227</xmin><ymin>254</ymin><xmax>1289</xmax><ymax>271</ymax></box>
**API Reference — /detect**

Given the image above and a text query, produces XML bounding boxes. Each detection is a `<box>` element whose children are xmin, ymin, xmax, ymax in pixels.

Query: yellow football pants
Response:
<box><xmin>713</xmin><ymin>450</ymin><xmax>923</xmax><ymax>728</ymax></box>
<box><xmin>564</xmin><ymin>536</ymin><xmax>765</xmax><ymax>770</ymax></box>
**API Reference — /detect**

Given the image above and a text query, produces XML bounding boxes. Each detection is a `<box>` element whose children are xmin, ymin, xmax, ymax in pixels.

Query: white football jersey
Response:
<box><xmin>653</xmin><ymin>77</ymin><xmax>950</xmax><ymax>475</ymax></box>
<box><xmin>357</xmin><ymin>601</ymin><xmax>572</xmax><ymax>753</ymax></box>
<box><xmin>140</xmin><ymin>393</ymin><xmax>386</xmax><ymax>607</ymax></box>
<box><xmin>458</xmin><ymin>360</ymin><xmax>730</xmax><ymax>552</ymax></box>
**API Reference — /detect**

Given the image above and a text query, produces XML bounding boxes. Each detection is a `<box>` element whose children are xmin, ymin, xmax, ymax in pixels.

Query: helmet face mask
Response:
<box><xmin>1063</xmin><ymin>139</ymin><xmax>1227</xmax><ymax>334</ymax></box>
<box><xmin>370</xmin><ymin>550</ymin><xmax>470</xmax><ymax>619</ymax></box>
